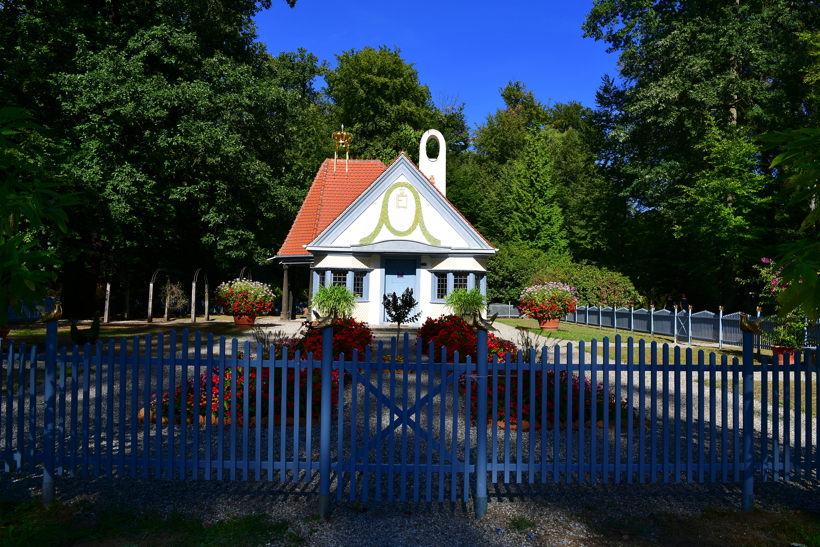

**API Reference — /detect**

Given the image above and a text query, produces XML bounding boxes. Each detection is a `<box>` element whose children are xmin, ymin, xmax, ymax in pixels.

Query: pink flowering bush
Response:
<box><xmin>755</xmin><ymin>257</ymin><xmax>807</xmax><ymax>349</ymax></box>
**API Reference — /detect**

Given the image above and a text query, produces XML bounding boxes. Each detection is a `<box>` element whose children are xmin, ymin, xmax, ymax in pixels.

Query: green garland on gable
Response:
<box><xmin>359</xmin><ymin>182</ymin><xmax>441</xmax><ymax>246</ymax></box>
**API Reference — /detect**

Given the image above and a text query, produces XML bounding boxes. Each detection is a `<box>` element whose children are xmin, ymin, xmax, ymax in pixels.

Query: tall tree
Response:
<box><xmin>583</xmin><ymin>0</ymin><xmax>820</xmax><ymax>307</ymax></box>
<box><xmin>326</xmin><ymin>46</ymin><xmax>437</xmax><ymax>165</ymax></box>
<box><xmin>0</xmin><ymin>1</ymin><xmax>328</xmax><ymax>315</ymax></box>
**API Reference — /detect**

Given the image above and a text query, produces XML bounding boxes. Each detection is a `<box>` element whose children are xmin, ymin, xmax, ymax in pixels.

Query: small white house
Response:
<box><xmin>274</xmin><ymin>130</ymin><xmax>497</xmax><ymax>325</ymax></box>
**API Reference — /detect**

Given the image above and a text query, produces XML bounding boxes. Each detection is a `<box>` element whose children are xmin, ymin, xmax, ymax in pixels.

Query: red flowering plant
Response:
<box><xmin>518</xmin><ymin>282</ymin><xmax>578</xmax><ymax>321</ymax></box>
<box><xmin>301</xmin><ymin>317</ymin><xmax>374</xmax><ymax>360</ymax></box>
<box><xmin>215</xmin><ymin>279</ymin><xmax>278</xmax><ymax>316</ymax></box>
<box><xmin>417</xmin><ymin>315</ymin><xmax>517</xmax><ymax>362</ymax></box>
<box><xmin>752</xmin><ymin>257</ymin><xmax>808</xmax><ymax>349</ymax></box>
<box><xmin>148</xmin><ymin>320</ymin><xmax>372</xmax><ymax>425</ymax></box>
<box><xmin>458</xmin><ymin>368</ymin><xmax>626</xmax><ymax>428</ymax></box>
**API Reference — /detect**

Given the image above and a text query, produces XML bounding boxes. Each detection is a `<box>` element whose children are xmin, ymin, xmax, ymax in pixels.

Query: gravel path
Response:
<box><xmin>1</xmin><ymin>320</ymin><xmax>818</xmax><ymax>547</ymax></box>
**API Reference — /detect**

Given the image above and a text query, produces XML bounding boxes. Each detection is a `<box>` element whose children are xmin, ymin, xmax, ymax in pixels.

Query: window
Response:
<box><xmin>432</xmin><ymin>271</ymin><xmax>485</xmax><ymax>302</ymax></box>
<box><xmin>313</xmin><ymin>269</ymin><xmax>369</xmax><ymax>301</ymax></box>
<box><xmin>332</xmin><ymin>271</ymin><xmax>347</xmax><ymax>286</ymax></box>
<box><xmin>436</xmin><ymin>274</ymin><xmax>448</xmax><ymax>300</ymax></box>
<box><xmin>453</xmin><ymin>273</ymin><xmax>468</xmax><ymax>291</ymax></box>
<box><xmin>353</xmin><ymin>272</ymin><xmax>365</xmax><ymax>298</ymax></box>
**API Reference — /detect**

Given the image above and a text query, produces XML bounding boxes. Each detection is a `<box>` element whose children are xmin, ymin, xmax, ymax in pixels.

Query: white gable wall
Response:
<box><xmin>328</xmin><ymin>174</ymin><xmax>469</xmax><ymax>249</ymax></box>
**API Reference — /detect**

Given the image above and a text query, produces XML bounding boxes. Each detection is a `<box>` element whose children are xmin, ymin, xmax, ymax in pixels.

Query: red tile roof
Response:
<box><xmin>275</xmin><ymin>158</ymin><xmax>386</xmax><ymax>259</ymax></box>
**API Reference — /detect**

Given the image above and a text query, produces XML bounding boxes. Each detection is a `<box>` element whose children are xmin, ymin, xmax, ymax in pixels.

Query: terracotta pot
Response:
<box><xmin>537</xmin><ymin>318</ymin><xmax>560</xmax><ymax>331</ymax></box>
<box><xmin>0</xmin><ymin>328</ymin><xmax>9</xmax><ymax>340</ymax></box>
<box><xmin>771</xmin><ymin>345</ymin><xmax>798</xmax><ymax>363</ymax></box>
<box><xmin>233</xmin><ymin>314</ymin><xmax>257</xmax><ymax>326</ymax></box>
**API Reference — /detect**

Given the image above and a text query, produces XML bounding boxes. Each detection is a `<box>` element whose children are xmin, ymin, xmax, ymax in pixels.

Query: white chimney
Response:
<box><xmin>419</xmin><ymin>129</ymin><xmax>446</xmax><ymax>196</ymax></box>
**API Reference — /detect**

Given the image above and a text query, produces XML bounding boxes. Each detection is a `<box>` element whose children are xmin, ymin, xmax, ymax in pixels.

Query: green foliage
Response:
<box><xmin>0</xmin><ymin>107</ymin><xmax>75</xmax><ymax>327</ymax></box>
<box><xmin>0</xmin><ymin>2</ymin><xmax>328</xmax><ymax>311</ymax></box>
<box><xmin>762</xmin><ymin>127</ymin><xmax>820</xmax><ymax>320</ymax></box>
<box><xmin>582</xmin><ymin>0</ymin><xmax>819</xmax><ymax>307</ymax></box>
<box><xmin>0</xmin><ymin>498</ymin><xmax>290</xmax><ymax>547</ymax></box>
<box><xmin>327</xmin><ymin>46</ymin><xmax>439</xmax><ymax>165</ymax></box>
<box><xmin>383</xmin><ymin>288</ymin><xmax>422</xmax><ymax>338</ymax></box>
<box><xmin>503</xmin><ymin>128</ymin><xmax>568</xmax><ymax>254</ymax></box>
<box><xmin>534</xmin><ymin>263</ymin><xmax>642</xmax><ymax>308</ymax></box>
<box><xmin>486</xmin><ymin>243</ymin><xmax>556</xmax><ymax>303</ymax></box>
<box><xmin>312</xmin><ymin>284</ymin><xmax>355</xmax><ymax>317</ymax></box>
<box><xmin>444</xmin><ymin>288</ymin><xmax>487</xmax><ymax>316</ymax></box>
<box><xmin>509</xmin><ymin>516</ymin><xmax>536</xmax><ymax>531</ymax></box>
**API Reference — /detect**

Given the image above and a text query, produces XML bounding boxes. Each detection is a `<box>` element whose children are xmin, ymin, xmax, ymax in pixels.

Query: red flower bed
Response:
<box><xmin>458</xmin><ymin>369</ymin><xmax>623</xmax><ymax>428</ymax></box>
<box><xmin>301</xmin><ymin>317</ymin><xmax>373</xmax><ymax>360</ymax></box>
<box><xmin>148</xmin><ymin>320</ymin><xmax>373</xmax><ymax>426</ymax></box>
<box><xmin>417</xmin><ymin>315</ymin><xmax>517</xmax><ymax>362</ymax></box>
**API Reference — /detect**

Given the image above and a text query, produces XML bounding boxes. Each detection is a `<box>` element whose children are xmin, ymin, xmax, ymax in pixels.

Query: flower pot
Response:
<box><xmin>537</xmin><ymin>318</ymin><xmax>560</xmax><ymax>331</ymax></box>
<box><xmin>0</xmin><ymin>328</ymin><xmax>9</xmax><ymax>340</ymax></box>
<box><xmin>771</xmin><ymin>345</ymin><xmax>798</xmax><ymax>363</ymax></box>
<box><xmin>233</xmin><ymin>314</ymin><xmax>257</xmax><ymax>326</ymax></box>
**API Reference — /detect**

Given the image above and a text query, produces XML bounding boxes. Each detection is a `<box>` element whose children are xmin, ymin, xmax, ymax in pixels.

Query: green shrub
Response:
<box><xmin>312</xmin><ymin>284</ymin><xmax>355</xmax><ymax>317</ymax></box>
<box><xmin>533</xmin><ymin>263</ymin><xmax>642</xmax><ymax>308</ymax></box>
<box><xmin>444</xmin><ymin>288</ymin><xmax>487</xmax><ymax>316</ymax></box>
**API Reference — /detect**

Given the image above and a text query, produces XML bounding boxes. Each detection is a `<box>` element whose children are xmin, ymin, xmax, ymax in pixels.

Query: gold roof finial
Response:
<box><xmin>332</xmin><ymin>125</ymin><xmax>352</xmax><ymax>175</ymax></box>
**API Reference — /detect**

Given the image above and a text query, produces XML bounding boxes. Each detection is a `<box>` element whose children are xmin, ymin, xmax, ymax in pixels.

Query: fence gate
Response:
<box><xmin>333</xmin><ymin>340</ymin><xmax>474</xmax><ymax>504</ymax></box>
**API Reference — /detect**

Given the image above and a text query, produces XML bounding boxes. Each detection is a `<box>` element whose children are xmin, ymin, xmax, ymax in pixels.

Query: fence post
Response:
<box><xmin>43</xmin><ymin>320</ymin><xmax>57</xmax><ymax>506</ymax></box>
<box><xmin>741</xmin><ymin>330</ymin><xmax>755</xmax><ymax>511</ymax></box>
<box><xmin>598</xmin><ymin>306</ymin><xmax>602</xmax><ymax>330</ymax></box>
<box><xmin>673</xmin><ymin>306</ymin><xmax>678</xmax><ymax>344</ymax></box>
<box><xmin>687</xmin><ymin>306</ymin><xmax>692</xmax><ymax>346</ymax></box>
<box><xmin>613</xmin><ymin>306</ymin><xmax>617</xmax><ymax>333</ymax></box>
<box><xmin>718</xmin><ymin>307</ymin><xmax>724</xmax><ymax>349</ymax></box>
<box><xmin>585</xmin><ymin>305</ymin><xmax>589</xmax><ymax>326</ymax></box>
<box><xmin>475</xmin><ymin>329</ymin><xmax>488</xmax><ymax>519</ymax></box>
<box><xmin>318</xmin><ymin>325</ymin><xmax>333</xmax><ymax>519</ymax></box>
<box><xmin>756</xmin><ymin>307</ymin><xmax>762</xmax><ymax>360</ymax></box>
<box><xmin>630</xmin><ymin>306</ymin><xmax>634</xmax><ymax>334</ymax></box>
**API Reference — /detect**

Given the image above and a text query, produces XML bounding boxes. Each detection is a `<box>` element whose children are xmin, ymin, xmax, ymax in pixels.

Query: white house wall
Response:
<box><xmin>430</xmin><ymin>256</ymin><xmax>487</xmax><ymax>271</ymax></box>
<box><xmin>313</xmin><ymin>255</ymin><xmax>371</xmax><ymax>269</ymax></box>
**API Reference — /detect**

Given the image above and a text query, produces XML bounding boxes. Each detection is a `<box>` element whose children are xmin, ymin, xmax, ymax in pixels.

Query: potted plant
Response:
<box><xmin>311</xmin><ymin>284</ymin><xmax>356</xmax><ymax>318</ymax></box>
<box><xmin>753</xmin><ymin>257</ymin><xmax>808</xmax><ymax>363</ymax></box>
<box><xmin>766</xmin><ymin>311</ymin><xmax>807</xmax><ymax>362</ymax></box>
<box><xmin>215</xmin><ymin>279</ymin><xmax>278</xmax><ymax>326</ymax></box>
<box><xmin>518</xmin><ymin>282</ymin><xmax>578</xmax><ymax>331</ymax></box>
<box><xmin>444</xmin><ymin>288</ymin><xmax>487</xmax><ymax>317</ymax></box>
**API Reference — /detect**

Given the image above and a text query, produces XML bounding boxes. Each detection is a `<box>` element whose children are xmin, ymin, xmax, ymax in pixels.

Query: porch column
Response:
<box><xmin>281</xmin><ymin>265</ymin><xmax>289</xmax><ymax>320</ymax></box>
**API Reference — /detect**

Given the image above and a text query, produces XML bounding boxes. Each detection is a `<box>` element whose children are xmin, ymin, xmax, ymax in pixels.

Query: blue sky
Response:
<box><xmin>254</xmin><ymin>0</ymin><xmax>620</xmax><ymax>130</ymax></box>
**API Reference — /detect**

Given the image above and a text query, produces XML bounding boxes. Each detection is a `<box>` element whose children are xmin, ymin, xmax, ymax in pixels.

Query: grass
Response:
<box><xmin>0</xmin><ymin>498</ymin><xmax>292</xmax><ymax>547</ymax></box>
<box><xmin>587</xmin><ymin>506</ymin><xmax>820</xmax><ymax>546</ymax></box>
<box><xmin>498</xmin><ymin>318</ymin><xmax>745</xmax><ymax>361</ymax></box>
<box><xmin>2</xmin><ymin>315</ymin><xmax>278</xmax><ymax>350</ymax></box>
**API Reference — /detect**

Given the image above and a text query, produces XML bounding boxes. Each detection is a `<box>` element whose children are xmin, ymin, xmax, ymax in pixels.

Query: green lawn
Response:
<box><xmin>497</xmin><ymin>317</ymin><xmax>744</xmax><ymax>361</ymax></box>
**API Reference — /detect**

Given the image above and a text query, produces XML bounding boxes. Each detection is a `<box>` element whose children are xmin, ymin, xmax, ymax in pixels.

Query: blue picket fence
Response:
<box><xmin>564</xmin><ymin>306</ymin><xmax>820</xmax><ymax>348</ymax></box>
<box><xmin>1</xmin><ymin>323</ymin><xmax>817</xmax><ymax>517</ymax></box>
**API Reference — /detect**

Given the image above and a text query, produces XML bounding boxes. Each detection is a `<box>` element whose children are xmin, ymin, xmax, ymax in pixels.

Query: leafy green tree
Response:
<box><xmin>502</xmin><ymin>128</ymin><xmax>568</xmax><ymax>254</ymax></box>
<box><xmin>1</xmin><ymin>1</ymin><xmax>326</xmax><ymax>315</ymax></box>
<box><xmin>583</xmin><ymin>0</ymin><xmax>819</xmax><ymax>307</ymax></box>
<box><xmin>326</xmin><ymin>46</ymin><xmax>437</xmax><ymax>165</ymax></box>
<box><xmin>0</xmin><ymin>108</ymin><xmax>76</xmax><ymax>327</ymax></box>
